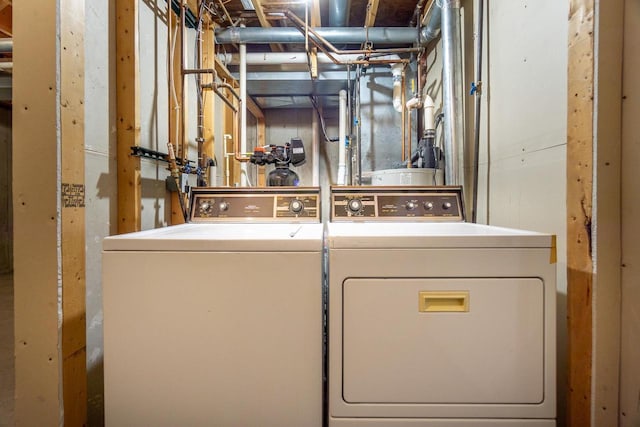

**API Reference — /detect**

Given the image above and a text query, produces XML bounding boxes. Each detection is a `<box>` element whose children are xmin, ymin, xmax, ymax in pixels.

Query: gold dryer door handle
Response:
<box><xmin>418</xmin><ymin>291</ymin><xmax>469</xmax><ymax>312</ymax></box>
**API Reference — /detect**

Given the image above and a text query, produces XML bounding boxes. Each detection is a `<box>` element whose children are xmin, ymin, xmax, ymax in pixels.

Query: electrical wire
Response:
<box><xmin>309</xmin><ymin>96</ymin><xmax>338</xmax><ymax>143</ymax></box>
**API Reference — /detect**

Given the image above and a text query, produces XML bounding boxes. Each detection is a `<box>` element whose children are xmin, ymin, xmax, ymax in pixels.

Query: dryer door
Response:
<box><xmin>342</xmin><ymin>277</ymin><xmax>544</xmax><ymax>405</ymax></box>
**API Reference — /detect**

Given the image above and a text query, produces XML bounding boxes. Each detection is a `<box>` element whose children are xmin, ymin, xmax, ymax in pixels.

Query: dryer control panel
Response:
<box><xmin>331</xmin><ymin>186</ymin><xmax>464</xmax><ymax>221</ymax></box>
<box><xmin>189</xmin><ymin>187</ymin><xmax>320</xmax><ymax>222</ymax></box>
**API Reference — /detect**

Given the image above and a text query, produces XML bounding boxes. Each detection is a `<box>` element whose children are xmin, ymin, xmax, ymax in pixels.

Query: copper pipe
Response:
<box><xmin>283</xmin><ymin>10</ymin><xmax>417</xmax><ymax>65</ymax></box>
<box><xmin>233</xmin><ymin>97</ymin><xmax>251</xmax><ymax>163</ymax></box>
<box><xmin>407</xmin><ymin>103</ymin><xmax>412</xmax><ymax>168</ymax></box>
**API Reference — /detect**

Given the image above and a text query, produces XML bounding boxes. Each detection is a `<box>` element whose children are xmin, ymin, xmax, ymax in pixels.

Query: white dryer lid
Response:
<box><xmin>327</xmin><ymin>222</ymin><xmax>554</xmax><ymax>249</ymax></box>
<box><xmin>103</xmin><ymin>223</ymin><xmax>324</xmax><ymax>252</ymax></box>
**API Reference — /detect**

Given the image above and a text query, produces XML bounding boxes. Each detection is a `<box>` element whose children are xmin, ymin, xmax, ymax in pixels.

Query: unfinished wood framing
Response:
<box><xmin>60</xmin><ymin>0</ymin><xmax>87</xmax><ymax>424</ymax></box>
<box><xmin>202</xmin><ymin>21</ymin><xmax>217</xmax><ymax>181</ymax></box>
<box><xmin>116</xmin><ymin>0</ymin><xmax>142</xmax><ymax>233</ymax></box>
<box><xmin>566</xmin><ymin>1</ymin><xmax>594</xmax><ymax>426</ymax></box>
<box><xmin>364</xmin><ymin>0</ymin><xmax>380</xmax><ymax>27</ymax></box>
<box><xmin>254</xmin><ymin>0</ymin><xmax>284</xmax><ymax>52</ymax></box>
<box><xmin>592</xmin><ymin>1</ymin><xmax>624</xmax><ymax>425</ymax></box>
<box><xmin>169</xmin><ymin>6</ymin><xmax>185</xmax><ymax>225</ymax></box>
<box><xmin>13</xmin><ymin>1</ymin><xmax>61</xmax><ymax>424</ymax></box>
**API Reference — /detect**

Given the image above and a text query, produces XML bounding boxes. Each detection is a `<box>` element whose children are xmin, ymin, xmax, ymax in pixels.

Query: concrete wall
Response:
<box><xmin>620</xmin><ymin>0</ymin><xmax>640</xmax><ymax>423</ymax></box>
<box><xmin>474</xmin><ymin>0</ymin><xmax>569</xmax><ymax>421</ymax></box>
<box><xmin>85</xmin><ymin>1</ymin><xmax>115</xmax><ymax>424</ymax></box>
<box><xmin>0</xmin><ymin>108</ymin><xmax>11</xmax><ymax>274</ymax></box>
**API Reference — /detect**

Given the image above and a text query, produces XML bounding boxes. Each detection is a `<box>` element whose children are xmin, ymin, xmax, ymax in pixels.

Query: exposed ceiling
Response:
<box><xmin>211</xmin><ymin>0</ymin><xmax>428</xmax><ymax>109</ymax></box>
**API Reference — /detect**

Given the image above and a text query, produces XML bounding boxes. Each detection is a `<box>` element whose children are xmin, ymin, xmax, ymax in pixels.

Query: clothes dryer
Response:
<box><xmin>327</xmin><ymin>186</ymin><xmax>556</xmax><ymax>426</ymax></box>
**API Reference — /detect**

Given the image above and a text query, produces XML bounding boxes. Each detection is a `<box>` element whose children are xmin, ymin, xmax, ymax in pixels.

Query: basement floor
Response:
<box><xmin>0</xmin><ymin>273</ymin><xmax>14</xmax><ymax>427</ymax></box>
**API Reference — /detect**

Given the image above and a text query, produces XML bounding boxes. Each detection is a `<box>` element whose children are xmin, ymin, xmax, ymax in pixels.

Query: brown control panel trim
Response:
<box><xmin>189</xmin><ymin>187</ymin><xmax>321</xmax><ymax>223</ymax></box>
<box><xmin>331</xmin><ymin>186</ymin><xmax>465</xmax><ymax>221</ymax></box>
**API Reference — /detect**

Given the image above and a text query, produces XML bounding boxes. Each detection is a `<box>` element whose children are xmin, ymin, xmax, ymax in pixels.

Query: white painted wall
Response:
<box><xmin>620</xmin><ymin>0</ymin><xmax>640</xmax><ymax>423</ymax></box>
<box><xmin>476</xmin><ymin>0</ymin><xmax>568</xmax><ymax>421</ymax></box>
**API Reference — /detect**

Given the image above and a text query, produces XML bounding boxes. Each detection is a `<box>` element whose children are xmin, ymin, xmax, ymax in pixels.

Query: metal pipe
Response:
<box><xmin>282</xmin><ymin>12</ymin><xmax>416</xmax><ymax>66</ymax></box>
<box><xmin>407</xmin><ymin>102</ymin><xmax>412</xmax><ymax>168</ymax></box>
<box><xmin>441</xmin><ymin>0</ymin><xmax>465</xmax><ymax>185</ymax></box>
<box><xmin>196</xmin><ymin>7</ymin><xmax>205</xmax><ymax>186</ymax></box>
<box><xmin>0</xmin><ymin>39</ymin><xmax>12</xmax><ymax>53</ymax></box>
<box><xmin>239</xmin><ymin>32</ymin><xmax>249</xmax><ymax>185</ymax></box>
<box><xmin>355</xmin><ymin>68</ymin><xmax>362</xmax><ymax>185</ymax></box>
<box><xmin>329</xmin><ymin>0</ymin><xmax>350</xmax><ymax>27</ymax></box>
<box><xmin>422</xmin><ymin>4</ymin><xmax>442</xmax><ymax>41</ymax></box>
<box><xmin>472</xmin><ymin>0</ymin><xmax>485</xmax><ymax>223</ymax></box>
<box><xmin>401</xmin><ymin>72</ymin><xmax>406</xmax><ymax>162</ymax></box>
<box><xmin>312</xmin><ymin>107</ymin><xmax>320</xmax><ymax>186</ymax></box>
<box><xmin>215</xmin><ymin>26</ymin><xmax>437</xmax><ymax>45</ymax></box>
<box><xmin>337</xmin><ymin>89</ymin><xmax>347</xmax><ymax>185</ymax></box>
<box><xmin>219</xmin><ymin>52</ymin><xmax>368</xmax><ymax>65</ymax></box>
<box><xmin>180</xmin><ymin>2</ymin><xmax>187</xmax><ymax>162</ymax></box>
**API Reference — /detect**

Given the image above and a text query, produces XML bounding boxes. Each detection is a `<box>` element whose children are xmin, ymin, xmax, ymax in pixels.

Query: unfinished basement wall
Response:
<box><xmin>0</xmin><ymin>107</ymin><xmax>11</xmax><ymax>274</ymax></box>
<box><xmin>620</xmin><ymin>0</ymin><xmax>640</xmax><ymax>423</ymax></box>
<box><xmin>85</xmin><ymin>0</ymin><xmax>115</xmax><ymax>425</ymax></box>
<box><xmin>481</xmin><ymin>1</ymin><xmax>569</xmax><ymax>422</ymax></box>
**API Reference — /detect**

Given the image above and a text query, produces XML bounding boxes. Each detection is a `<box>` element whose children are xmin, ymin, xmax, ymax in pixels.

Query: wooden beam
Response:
<box><xmin>254</xmin><ymin>0</ymin><xmax>284</xmax><ymax>52</ymax></box>
<box><xmin>13</xmin><ymin>0</ymin><xmax>61</xmax><ymax>423</ymax></box>
<box><xmin>364</xmin><ymin>0</ymin><xmax>380</xmax><ymax>27</ymax></box>
<box><xmin>203</xmin><ymin>22</ymin><xmax>217</xmax><ymax>184</ymax></box>
<box><xmin>310</xmin><ymin>0</ymin><xmax>321</xmax><ymax>27</ymax></box>
<box><xmin>60</xmin><ymin>0</ymin><xmax>87</xmax><ymax>424</ymax></box>
<box><xmin>592</xmin><ymin>1</ymin><xmax>624</xmax><ymax>425</ymax></box>
<box><xmin>566</xmin><ymin>1</ymin><xmax>594</xmax><ymax>426</ymax></box>
<box><xmin>116</xmin><ymin>0</ymin><xmax>141</xmax><ymax>233</ymax></box>
<box><xmin>169</xmin><ymin>5</ymin><xmax>185</xmax><ymax>224</ymax></box>
<box><xmin>0</xmin><ymin>5</ymin><xmax>11</xmax><ymax>36</ymax></box>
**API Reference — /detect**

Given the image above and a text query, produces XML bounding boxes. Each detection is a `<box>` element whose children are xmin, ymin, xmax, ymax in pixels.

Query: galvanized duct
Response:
<box><xmin>0</xmin><ymin>39</ymin><xmax>12</xmax><ymax>53</ymax></box>
<box><xmin>329</xmin><ymin>0</ymin><xmax>350</xmax><ymax>27</ymax></box>
<box><xmin>422</xmin><ymin>5</ymin><xmax>442</xmax><ymax>41</ymax></box>
<box><xmin>441</xmin><ymin>0</ymin><xmax>465</xmax><ymax>186</ymax></box>
<box><xmin>215</xmin><ymin>27</ymin><xmax>438</xmax><ymax>45</ymax></box>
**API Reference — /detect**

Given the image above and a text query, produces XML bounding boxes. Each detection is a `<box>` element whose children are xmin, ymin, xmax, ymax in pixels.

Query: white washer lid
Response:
<box><xmin>103</xmin><ymin>223</ymin><xmax>324</xmax><ymax>252</ymax></box>
<box><xmin>327</xmin><ymin>222</ymin><xmax>554</xmax><ymax>249</ymax></box>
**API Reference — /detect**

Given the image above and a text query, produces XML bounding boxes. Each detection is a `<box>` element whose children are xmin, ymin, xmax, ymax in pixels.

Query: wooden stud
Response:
<box><xmin>310</xmin><ymin>0</ymin><xmax>321</xmax><ymax>27</ymax></box>
<box><xmin>364</xmin><ymin>0</ymin><xmax>380</xmax><ymax>28</ymax></box>
<box><xmin>60</xmin><ymin>0</ymin><xmax>87</xmax><ymax>424</ymax></box>
<box><xmin>592</xmin><ymin>1</ymin><xmax>624</xmax><ymax>425</ymax></box>
<box><xmin>116</xmin><ymin>0</ymin><xmax>141</xmax><ymax>233</ymax></box>
<box><xmin>169</xmin><ymin>6</ymin><xmax>185</xmax><ymax>224</ymax></box>
<box><xmin>13</xmin><ymin>0</ymin><xmax>61</xmax><ymax>423</ymax></box>
<box><xmin>567</xmin><ymin>1</ymin><xmax>594</xmax><ymax>426</ymax></box>
<box><xmin>203</xmin><ymin>22</ymin><xmax>217</xmax><ymax>183</ymax></box>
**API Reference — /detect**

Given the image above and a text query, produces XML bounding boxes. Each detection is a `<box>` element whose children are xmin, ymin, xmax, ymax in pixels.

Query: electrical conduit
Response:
<box><xmin>337</xmin><ymin>89</ymin><xmax>347</xmax><ymax>185</ymax></box>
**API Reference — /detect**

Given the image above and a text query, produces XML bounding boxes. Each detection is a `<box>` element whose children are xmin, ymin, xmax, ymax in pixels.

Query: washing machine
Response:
<box><xmin>103</xmin><ymin>187</ymin><xmax>323</xmax><ymax>427</ymax></box>
<box><xmin>327</xmin><ymin>186</ymin><xmax>556</xmax><ymax>426</ymax></box>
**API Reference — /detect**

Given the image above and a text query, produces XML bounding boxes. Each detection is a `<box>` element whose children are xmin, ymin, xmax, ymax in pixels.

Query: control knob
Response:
<box><xmin>219</xmin><ymin>201</ymin><xmax>230</xmax><ymax>212</ymax></box>
<box><xmin>289</xmin><ymin>199</ymin><xmax>304</xmax><ymax>214</ymax></box>
<box><xmin>405</xmin><ymin>201</ymin><xmax>417</xmax><ymax>211</ymax></box>
<box><xmin>347</xmin><ymin>198</ymin><xmax>363</xmax><ymax>214</ymax></box>
<box><xmin>442</xmin><ymin>202</ymin><xmax>452</xmax><ymax>210</ymax></box>
<box><xmin>424</xmin><ymin>201</ymin><xmax>434</xmax><ymax>211</ymax></box>
<box><xmin>198</xmin><ymin>200</ymin><xmax>213</xmax><ymax>215</ymax></box>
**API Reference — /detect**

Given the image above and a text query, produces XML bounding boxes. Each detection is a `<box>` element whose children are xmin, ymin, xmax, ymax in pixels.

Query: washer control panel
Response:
<box><xmin>189</xmin><ymin>187</ymin><xmax>320</xmax><ymax>222</ymax></box>
<box><xmin>331</xmin><ymin>186</ymin><xmax>464</xmax><ymax>221</ymax></box>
